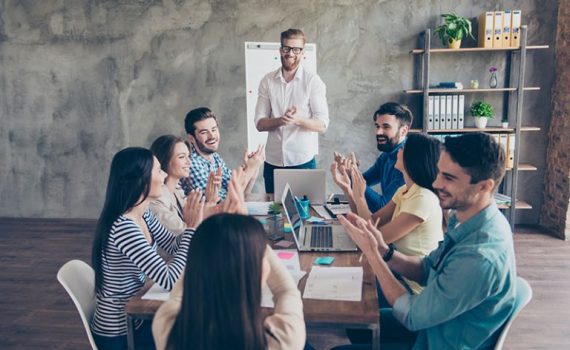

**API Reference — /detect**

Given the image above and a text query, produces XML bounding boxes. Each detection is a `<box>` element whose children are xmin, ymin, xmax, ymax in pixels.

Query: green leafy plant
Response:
<box><xmin>470</xmin><ymin>101</ymin><xmax>494</xmax><ymax>119</ymax></box>
<box><xmin>434</xmin><ymin>13</ymin><xmax>475</xmax><ymax>46</ymax></box>
<box><xmin>268</xmin><ymin>202</ymin><xmax>282</xmax><ymax>215</ymax></box>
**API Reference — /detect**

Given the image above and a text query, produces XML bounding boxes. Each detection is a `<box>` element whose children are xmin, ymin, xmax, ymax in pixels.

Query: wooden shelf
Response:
<box><xmin>498</xmin><ymin>201</ymin><xmax>532</xmax><ymax>210</ymax></box>
<box><xmin>410</xmin><ymin>45</ymin><xmax>549</xmax><ymax>54</ymax></box>
<box><xmin>507</xmin><ymin>163</ymin><xmax>537</xmax><ymax>171</ymax></box>
<box><xmin>410</xmin><ymin>126</ymin><xmax>541</xmax><ymax>133</ymax></box>
<box><xmin>404</xmin><ymin>87</ymin><xmax>540</xmax><ymax>94</ymax></box>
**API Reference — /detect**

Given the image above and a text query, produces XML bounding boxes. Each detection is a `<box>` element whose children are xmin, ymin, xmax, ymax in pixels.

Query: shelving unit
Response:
<box><xmin>407</xmin><ymin>26</ymin><xmax>548</xmax><ymax>229</ymax></box>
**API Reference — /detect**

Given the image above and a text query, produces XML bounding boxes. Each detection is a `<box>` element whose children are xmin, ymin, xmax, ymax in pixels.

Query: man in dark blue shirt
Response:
<box><xmin>333</xmin><ymin>103</ymin><xmax>411</xmax><ymax>212</ymax></box>
<box><xmin>364</xmin><ymin>102</ymin><xmax>412</xmax><ymax>212</ymax></box>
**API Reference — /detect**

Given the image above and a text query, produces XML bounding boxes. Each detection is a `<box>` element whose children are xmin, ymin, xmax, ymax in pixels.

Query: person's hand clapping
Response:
<box><xmin>183</xmin><ymin>189</ymin><xmax>205</xmax><ymax>229</ymax></box>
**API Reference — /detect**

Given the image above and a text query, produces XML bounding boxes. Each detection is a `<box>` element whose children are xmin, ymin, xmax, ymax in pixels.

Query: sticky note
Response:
<box><xmin>314</xmin><ymin>256</ymin><xmax>335</xmax><ymax>265</ymax></box>
<box><xmin>275</xmin><ymin>240</ymin><xmax>294</xmax><ymax>248</ymax></box>
<box><xmin>277</xmin><ymin>252</ymin><xmax>295</xmax><ymax>260</ymax></box>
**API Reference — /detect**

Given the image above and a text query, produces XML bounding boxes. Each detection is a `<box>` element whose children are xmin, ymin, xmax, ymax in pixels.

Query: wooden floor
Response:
<box><xmin>0</xmin><ymin>219</ymin><xmax>568</xmax><ymax>350</ymax></box>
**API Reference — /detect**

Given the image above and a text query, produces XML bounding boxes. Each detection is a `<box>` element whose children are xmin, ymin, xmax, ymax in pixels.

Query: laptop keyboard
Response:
<box><xmin>310</xmin><ymin>226</ymin><xmax>333</xmax><ymax>248</ymax></box>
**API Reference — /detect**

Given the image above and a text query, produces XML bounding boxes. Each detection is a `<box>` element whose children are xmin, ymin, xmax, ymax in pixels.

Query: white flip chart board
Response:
<box><xmin>244</xmin><ymin>42</ymin><xmax>317</xmax><ymax>151</ymax></box>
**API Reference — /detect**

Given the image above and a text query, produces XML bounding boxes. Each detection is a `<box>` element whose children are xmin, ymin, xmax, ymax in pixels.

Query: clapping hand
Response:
<box><xmin>183</xmin><ymin>189</ymin><xmax>205</xmax><ymax>229</ymax></box>
<box><xmin>281</xmin><ymin>106</ymin><xmax>300</xmax><ymax>126</ymax></box>
<box><xmin>338</xmin><ymin>213</ymin><xmax>385</xmax><ymax>260</ymax></box>
<box><xmin>330</xmin><ymin>162</ymin><xmax>352</xmax><ymax>195</ymax></box>
<box><xmin>222</xmin><ymin>169</ymin><xmax>248</xmax><ymax>215</ymax></box>
<box><xmin>205</xmin><ymin>168</ymin><xmax>222</xmax><ymax>204</ymax></box>
<box><xmin>243</xmin><ymin>144</ymin><xmax>266</xmax><ymax>171</ymax></box>
<box><xmin>350</xmin><ymin>165</ymin><xmax>367</xmax><ymax>200</ymax></box>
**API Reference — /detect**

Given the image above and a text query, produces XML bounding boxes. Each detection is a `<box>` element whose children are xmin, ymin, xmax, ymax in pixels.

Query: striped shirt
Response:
<box><xmin>91</xmin><ymin>210</ymin><xmax>193</xmax><ymax>336</ymax></box>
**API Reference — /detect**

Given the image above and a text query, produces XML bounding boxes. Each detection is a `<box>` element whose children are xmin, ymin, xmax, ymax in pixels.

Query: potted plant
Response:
<box><xmin>470</xmin><ymin>101</ymin><xmax>494</xmax><ymax>128</ymax></box>
<box><xmin>434</xmin><ymin>13</ymin><xmax>475</xmax><ymax>49</ymax></box>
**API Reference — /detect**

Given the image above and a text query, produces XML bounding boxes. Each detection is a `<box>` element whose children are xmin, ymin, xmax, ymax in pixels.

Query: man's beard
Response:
<box><xmin>281</xmin><ymin>55</ymin><xmax>300</xmax><ymax>72</ymax></box>
<box><xmin>376</xmin><ymin>136</ymin><xmax>399</xmax><ymax>152</ymax></box>
<box><xmin>195</xmin><ymin>139</ymin><xmax>218</xmax><ymax>155</ymax></box>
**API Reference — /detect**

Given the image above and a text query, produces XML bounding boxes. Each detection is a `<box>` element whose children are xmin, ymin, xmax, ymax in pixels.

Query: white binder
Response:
<box><xmin>428</xmin><ymin>96</ymin><xmax>434</xmax><ymax>130</ymax></box>
<box><xmin>458</xmin><ymin>95</ymin><xmax>465</xmax><ymax>129</ymax></box>
<box><xmin>445</xmin><ymin>95</ymin><xmax>453</xmax><ymax>130</ymax></box>
<box><xmin>451</xmin><ymin>95</ymin><xmax>459</xmax><ymax>129</ymax></box>
<box><xmin>433</xmin><ymin>96</ymin><xmax>441</xmax><ymax>130</ymax></box>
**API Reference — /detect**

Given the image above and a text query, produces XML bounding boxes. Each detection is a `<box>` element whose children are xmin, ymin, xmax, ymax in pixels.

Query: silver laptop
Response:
<box><xmin>281</xmin><ymin>183</ymin><xmax>357</xmax><ymax>252</ymax></box>
<box><xmin>274</xmin><ymin>169</ymin><xmax>327</xmax><ymax>205</ymax></box>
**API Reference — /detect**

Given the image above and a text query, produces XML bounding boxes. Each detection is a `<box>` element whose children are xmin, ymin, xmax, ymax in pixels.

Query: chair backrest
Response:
<box><xmin>494</xmin><ymin>276</ymin><xmax>533</xmax><ymax>350</ymax></box>
<box><xmin>57</xmin><ymin>259</ymin><xmax>98</xmax><ymax>350</ymax></box>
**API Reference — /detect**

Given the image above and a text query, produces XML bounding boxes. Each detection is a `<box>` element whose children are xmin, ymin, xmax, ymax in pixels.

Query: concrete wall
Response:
<box><xmin>0</xmin><ymin>0</ymin><xmax>558</xmax><ymax>221</ymax></box>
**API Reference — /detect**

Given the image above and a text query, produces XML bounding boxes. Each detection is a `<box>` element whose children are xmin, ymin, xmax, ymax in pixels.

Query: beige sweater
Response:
<box><xmin>149</xmin><ymin>184</ymin><xmax>187</xmax><ymax>236</ymax></box>
<box><xmin>152</xmin><ymin>247</ymin><xmax>306</xmax><ymax>350</ymax></box>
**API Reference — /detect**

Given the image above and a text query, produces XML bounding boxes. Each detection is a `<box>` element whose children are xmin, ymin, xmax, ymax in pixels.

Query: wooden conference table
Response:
<box><xmin>125</xmin><ymin>195</ymin><xmax>380</xmax><ymax>350</ymax></box>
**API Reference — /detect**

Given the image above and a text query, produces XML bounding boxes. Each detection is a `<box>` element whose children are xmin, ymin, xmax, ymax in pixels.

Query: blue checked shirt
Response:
<box><xmin>180</xmin><ymin>148</ymin><xmax>232</xmax><ymax>201</ymax></box>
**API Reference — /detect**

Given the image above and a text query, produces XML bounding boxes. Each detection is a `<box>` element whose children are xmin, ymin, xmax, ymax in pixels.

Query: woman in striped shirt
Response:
<box><xmin>91</xmin><ymin>147</ymin><xmax>203</xmax><ymax>350</ymax></box>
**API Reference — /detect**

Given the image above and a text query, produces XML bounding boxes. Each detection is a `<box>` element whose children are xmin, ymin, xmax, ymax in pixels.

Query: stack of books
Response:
<box><xmin>430</xmin><ymin>82</ymin><xmax>464</xmax><ymax>90</ymax></box>
<box><xmin>427</xmin><ymin>95</ymin><xmax>465</xmax><ymax>130</ymax></box>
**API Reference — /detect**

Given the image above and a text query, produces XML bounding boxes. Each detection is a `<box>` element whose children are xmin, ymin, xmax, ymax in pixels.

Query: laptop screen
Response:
<box><xmin>281</xmin><ymin>184</ymin><xmax>303</xmax><ymax>243</ymax></box>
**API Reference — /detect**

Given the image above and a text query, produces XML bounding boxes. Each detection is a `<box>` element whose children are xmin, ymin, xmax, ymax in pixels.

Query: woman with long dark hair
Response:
<box><xmin>91</xmin><ymin>147</ymin><xmax>203</xmax><ymax>350</ymax></box>
<box><xmin>332</xmin><ymin>133</ymin><xmax>443</xmax><ymax>294</ymax></box>
<box><xmin>149</xmin><ymin>135</ymin><xmax>215</xmax><ymax>235</ymax></box>
<box><xmin>152</xmin><ymin>214</ymin><xmax>306</xmax><ymax>350</ymax></box>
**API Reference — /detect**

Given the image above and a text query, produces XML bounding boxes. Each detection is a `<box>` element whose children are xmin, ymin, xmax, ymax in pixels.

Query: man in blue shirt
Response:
<box><xmin>333</xmin><ymin>102</ymin><xmax>410</xmax><ymax>212</ymax></box>
<box><xmin>338</xmin><ymin>133</ymin><xmax>517</xmax><ymax>349</ymax></box>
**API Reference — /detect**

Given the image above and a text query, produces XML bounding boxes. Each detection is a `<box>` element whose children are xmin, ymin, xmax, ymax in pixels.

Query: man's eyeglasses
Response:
<box><xmin>281</xmin><ymin>46</ymin><xmax>303</xmax><ymax>54</ymax></box>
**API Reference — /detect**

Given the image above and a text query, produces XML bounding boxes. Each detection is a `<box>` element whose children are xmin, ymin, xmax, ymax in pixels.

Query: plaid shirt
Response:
<box><xmin>180</xmin><ymin>148</ymin><xmax>232</xmax><ymax>200</ymax></box>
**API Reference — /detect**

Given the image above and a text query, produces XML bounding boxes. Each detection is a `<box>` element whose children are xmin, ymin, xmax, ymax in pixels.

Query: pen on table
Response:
<box><xmin>359</xmin><ymin>217</ymin><xmax>381</xmax><ymax>263</ymax></box>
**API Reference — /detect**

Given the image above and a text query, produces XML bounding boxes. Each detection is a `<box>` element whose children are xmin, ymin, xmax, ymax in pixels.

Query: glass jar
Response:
<box><xmin>265</xmin><ymin>215</ymin><xmax>284</xmax><ymax>241</ymax></box>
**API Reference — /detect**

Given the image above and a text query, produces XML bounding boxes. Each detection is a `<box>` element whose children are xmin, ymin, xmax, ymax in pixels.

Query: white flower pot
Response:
<box><xmin>474</xmin><ymin>117</ymin><xmax>488</xmax><ymax>129</ymax></box>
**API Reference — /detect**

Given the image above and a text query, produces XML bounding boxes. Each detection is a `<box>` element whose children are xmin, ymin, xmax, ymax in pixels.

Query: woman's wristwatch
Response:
<box><xmin>382</xmin><ymin>243</ymin><xmax>396</xmax><ymax>262</ymax></box>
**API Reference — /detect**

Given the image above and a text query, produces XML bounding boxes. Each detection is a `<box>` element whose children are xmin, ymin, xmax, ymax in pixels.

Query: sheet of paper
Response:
<box><xmin>261</xmin><ymin>269</ymin><xmax>307</xmax><ymax>308</ymax></box>
<box><xmin>141</xmin><ymin>283</ymin><xmax>170</xmax><ymax>301</ymax></box>
<box><xmin>246</xmin><ymin>201</ymin><xmax>272</xmax><ymax>216</ymax></box>
<box><xmin>312</xmin><ymin>205</ymin><xmax>332</xmax><ymax>219</ymax></box>
<box><xmin>303</xmin><ymin>266</ymin><xmax>363</xmax><ymax>302</ymax></box>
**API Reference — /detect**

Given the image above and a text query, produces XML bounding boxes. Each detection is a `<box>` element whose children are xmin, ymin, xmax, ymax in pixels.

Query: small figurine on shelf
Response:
<box><xmin>489</xmin><ymin>66</ymin><xmax>498</xmax><ymax>88</ymax></box>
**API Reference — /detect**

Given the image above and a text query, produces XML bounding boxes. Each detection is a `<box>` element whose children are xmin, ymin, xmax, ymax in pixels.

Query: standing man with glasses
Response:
<box><xmin>255</xmin><ymin>28</ymin><xmax>329</xmax><ymax>193</ymax></box>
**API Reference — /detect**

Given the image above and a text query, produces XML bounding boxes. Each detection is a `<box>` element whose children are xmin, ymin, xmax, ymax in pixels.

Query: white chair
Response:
<box><xmin>494</xmin><ymin>277</ymin><xmax>533</xmax><ymax>350</ymax></box>
<box><xmin>57</xmin><ymin>259</ymin><xmax>98</xmax><ymax>350</ymax></box>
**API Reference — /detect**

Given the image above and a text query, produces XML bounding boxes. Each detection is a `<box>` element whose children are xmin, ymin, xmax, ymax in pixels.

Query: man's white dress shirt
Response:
<box><xmin>254</xmin><ymin>65</ymin><xmax>329</xmax><ymax>166</ymax></box>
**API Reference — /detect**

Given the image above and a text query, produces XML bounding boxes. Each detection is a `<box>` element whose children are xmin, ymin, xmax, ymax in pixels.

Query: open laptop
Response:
<box><xmin>281</xmin><ymin>183</ymin><xmax>357</xmax><ymax>252</ymax></box>
<box><xmin>274</xmin><ymin>169</ymin><xmax>327</xmax><ymax>205</ymax></box>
